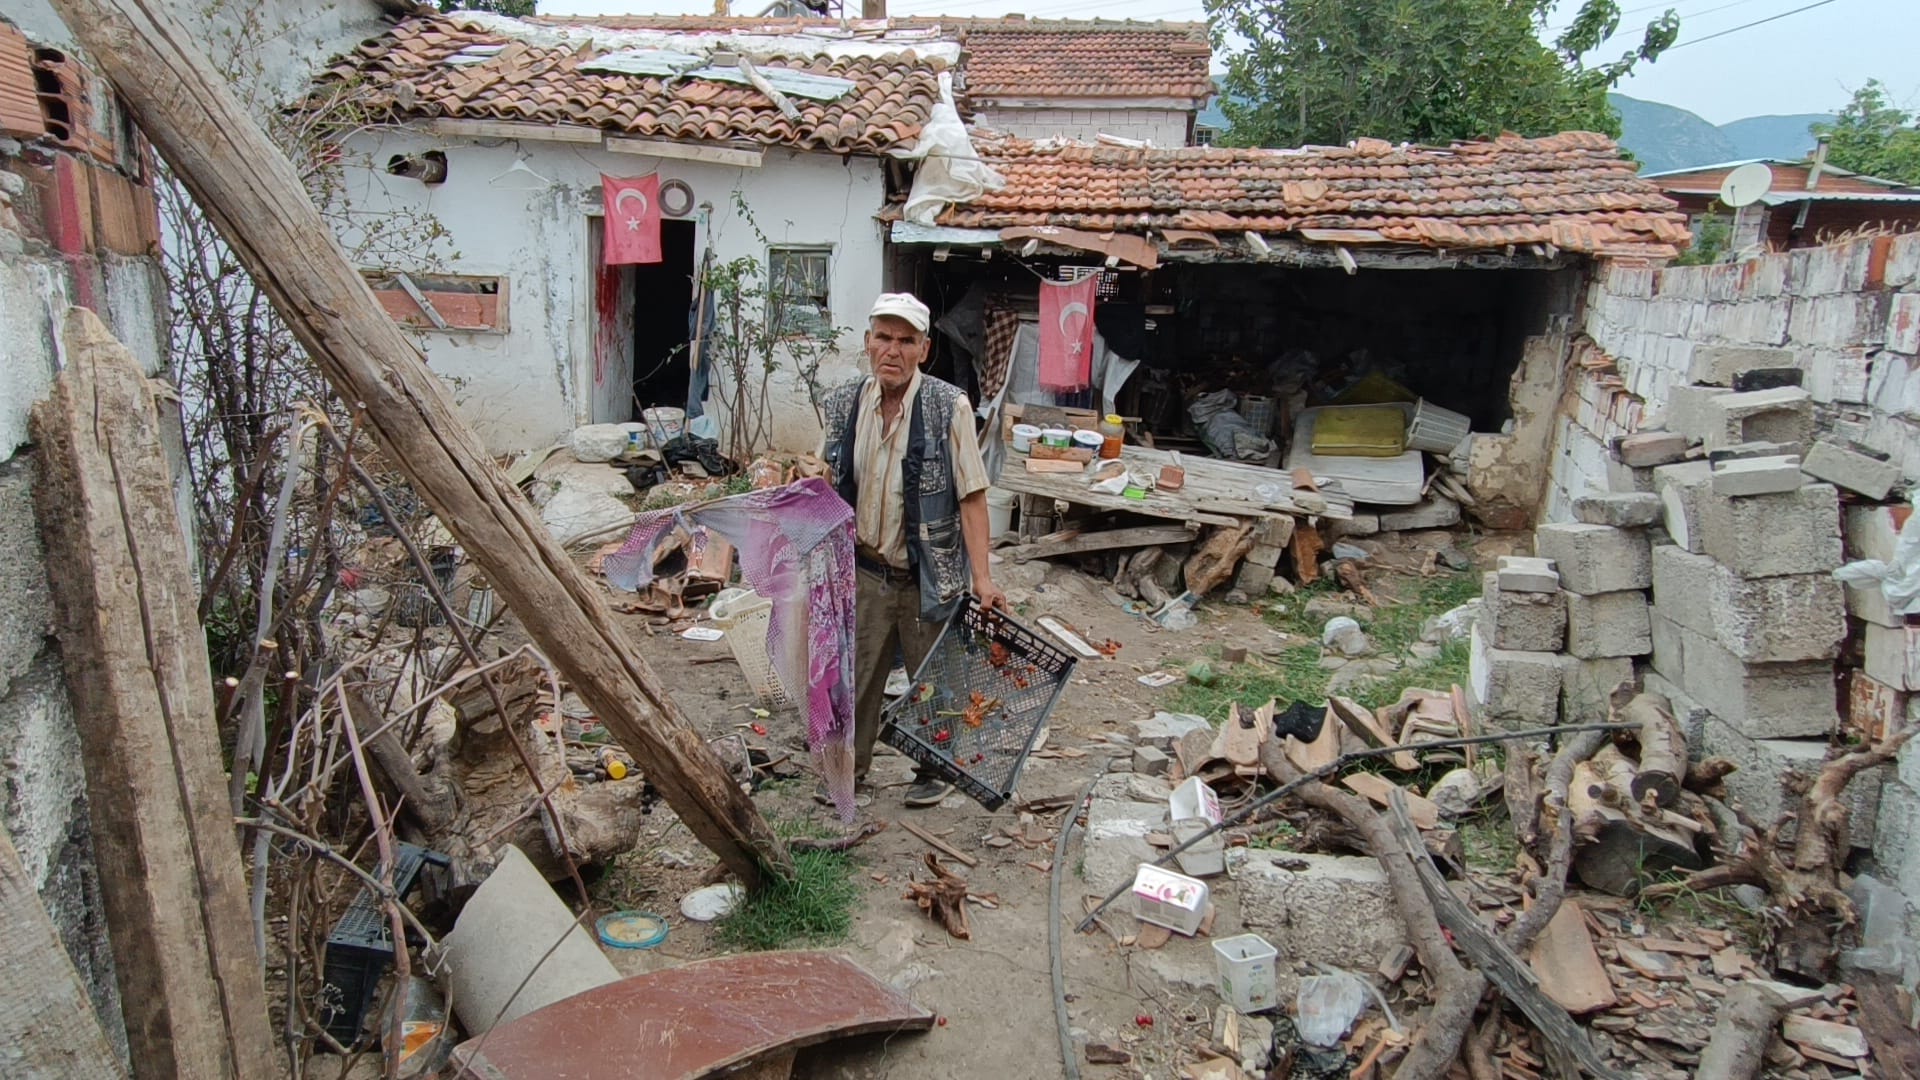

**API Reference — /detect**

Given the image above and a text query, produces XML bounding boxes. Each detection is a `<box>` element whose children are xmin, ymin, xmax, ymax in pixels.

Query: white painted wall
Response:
<box><xmin>976</xmin><ymin>105</ymin><xmax>1191</xmax><ymax>147</ymax></box>
<box><xmin>333</xmin><ymin>130</ymin><xmax>884</xmax><ymax>454</ymax></box>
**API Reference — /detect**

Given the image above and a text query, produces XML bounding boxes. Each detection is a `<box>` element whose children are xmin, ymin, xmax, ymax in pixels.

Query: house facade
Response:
<box><xmin>1647</xmin><ymin>157</ymin><xmax>1920</xmax><ymax>252</ymax></box>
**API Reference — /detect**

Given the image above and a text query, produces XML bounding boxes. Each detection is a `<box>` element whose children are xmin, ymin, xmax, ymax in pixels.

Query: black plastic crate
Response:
<box><xmin>318</xmin><ymin>843</ymin><xmax>448</xmax><ymax>1045</ymax></box>
<box><xmin>880</xmin><ymin>598</ymin><xmax>1076</xmax><ymax>811</ymax></box>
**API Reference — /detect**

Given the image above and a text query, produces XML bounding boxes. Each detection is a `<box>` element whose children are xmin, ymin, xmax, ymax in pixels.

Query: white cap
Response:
<box><xmin>868</xmin><ymin>292</ymin><xmax>931</xmax><ymax>333</ymax></box>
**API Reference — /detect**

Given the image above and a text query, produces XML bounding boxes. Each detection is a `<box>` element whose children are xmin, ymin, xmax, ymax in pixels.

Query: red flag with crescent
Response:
<box><xmin>1038</xmin><ymin>275</ymin><xmax>1097</xmax><ymax>392</ymax></box>
<box><xmin>602</xmin><ymin>174</ymin><xmax>662</xmax><ymax>265</ymax></box>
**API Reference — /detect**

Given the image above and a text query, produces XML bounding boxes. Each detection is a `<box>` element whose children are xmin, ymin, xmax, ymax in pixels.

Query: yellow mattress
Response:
<box><xmin>1309</xmin><ymin>405</ymin><xmax>1408</xmax><ymax>458</ymax></box>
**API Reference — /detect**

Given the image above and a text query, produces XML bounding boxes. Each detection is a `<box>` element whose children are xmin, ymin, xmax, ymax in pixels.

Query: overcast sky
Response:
<box><xmin>538</xmin><ymin>0</ymin><xmax>1919</xmax><ymax>126</ymax></box>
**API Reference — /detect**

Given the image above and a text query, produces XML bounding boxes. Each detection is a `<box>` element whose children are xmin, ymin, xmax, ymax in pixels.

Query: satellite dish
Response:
<box><xmin>1719</xmin><ymin>163</ymin><xmax>1774</xmax><ymax>208</ymax></box>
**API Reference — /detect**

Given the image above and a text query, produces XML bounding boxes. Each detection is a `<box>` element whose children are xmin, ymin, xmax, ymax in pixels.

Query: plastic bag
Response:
<box><xmin>1295</xmin><ymin>970</ymin><xmax>1368</xmax><ymax>1047</ymax></box>
<box><xmin>892</xmin><ymin>72</ymin><xmax>1004</xmax><ymax>225</ymax></box>
<box><xmin>1834</xmin><ymin>503</ymin><xmax>1920</xmax><ymax>615</ymax></box>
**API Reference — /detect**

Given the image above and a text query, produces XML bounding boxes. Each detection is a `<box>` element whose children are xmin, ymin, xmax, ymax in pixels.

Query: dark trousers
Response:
<box><xmin>852</xmin><ymin>564</ymin><xmax>942</xmax><ymax>780</ymax></box>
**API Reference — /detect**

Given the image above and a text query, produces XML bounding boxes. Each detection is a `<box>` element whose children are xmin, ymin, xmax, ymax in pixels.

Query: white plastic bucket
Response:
<box><xmin>642</xmin><ymin>406</ymin><xmax>686</xmax><ymax>442</ymax></box>
<box><xmin>1011</xmin><ymin>423</ymin><xmax>1042</xmax><ymax>452</ymax></box>
<box><xmin>987</xmin><ymin>487</ymin><xmax>1016</xmax><ymax>538</ymax></box>
<box><xmin>1213</xmin><ymin>933</ymin><xmax>1279</xmax><ymax>1013</ymax></box>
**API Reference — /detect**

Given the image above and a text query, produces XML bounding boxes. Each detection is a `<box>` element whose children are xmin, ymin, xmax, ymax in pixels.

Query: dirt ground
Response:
<box><xmin>575</xmin><ymin>527</ymin><xmax>1514</xmax><ymax>1080</ymax></box>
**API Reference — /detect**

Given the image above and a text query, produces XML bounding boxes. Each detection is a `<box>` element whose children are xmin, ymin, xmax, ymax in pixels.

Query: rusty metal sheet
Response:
<box><xmin>450</xmin><ymin>950</ymin><xmax>933</xmax><ymax>1080</ymax></box>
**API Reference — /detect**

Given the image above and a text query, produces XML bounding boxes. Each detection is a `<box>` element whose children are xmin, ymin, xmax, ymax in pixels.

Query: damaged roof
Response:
<box><xmin>312</xmin><ymin>13</ymin><xmax>946</xmax><ymax>154</ymax></box>
<box><xmin>522</xmin><ymin>15</ymin><xmax>1214</xmax><ymax>105</ymax></box>
<box><xmin>931</xmin><ymin>132</ymin><xmax>1693</xmax><ymax>258</ymax></box>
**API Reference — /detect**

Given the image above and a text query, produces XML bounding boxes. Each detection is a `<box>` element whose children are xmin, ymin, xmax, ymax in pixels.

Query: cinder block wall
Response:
<box><xmin>1547</xmin><ymin>231</ymin><xmax>1920</xmax><ymax>951</ymax></box>
<box><xmin>975</xmin><ymin>105</ymin><xmax>1191</xmax><ymax>147</ymax></box>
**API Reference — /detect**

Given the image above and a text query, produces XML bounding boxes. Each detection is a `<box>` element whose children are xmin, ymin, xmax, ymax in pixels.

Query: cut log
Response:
<box><xmin>30</xmin><ymin>310</ymin><xmax>276</xmax><ymax>1078</ymax></box>
<box><xmin>1623</xmin><ymin>691</ymin><xmax>1684</xmax><ymax>808</ymax></box>
<box><xmin>50</xmin><ymin>0</ymin><xmax>789</xmax><ymax>887</ymax></box>
<box><xmin>1182</xmin><ymin>523</ymin><xmax>1254</xmax><ymax>595</ymax></box>
<box><xmin>1695</xmin><ymin>982</ymin><xmax>1792</xmax><ymax>1080</ymax></box>
<box><xmin>1567</xmin><ymin>757</ymin><xmax>1703</xmax><ymax>896</ymax></box>
<box><xmin>0</xmin><ymin>819</ymin><xmax>126</xmax><ymax>1078</ymax></box>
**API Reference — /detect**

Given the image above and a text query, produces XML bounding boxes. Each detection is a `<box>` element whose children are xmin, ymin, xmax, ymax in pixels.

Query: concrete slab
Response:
<box><xmin>1661</xmin><ymin>618</ymin><xmax>1836</xmax><ymax>739</ymax></box>
<box><xmin>1653</xmin><ymin>460</ymin><xmax>1715</xmax><ymax>553</ymax></box>
<box><xmin>1801</xmin><ymin>440</ymin><xmax>1901</xmax><ymax>500</ymax></box>
<box><xmin>1862</xmin><ymin>623</ymin><xmax>1920</xmax><ymax>692</ymax></box>
<box><xmin>1236</xmin><ymin>851</ymin><xmax>1407</xmax><ymax>972</ymax></box>
<box><xmin>1534</xmin><ymin>522</ymin><xmax>1652</xmax><ymax>595</ymax></box>
<box><xmin>1614</xmin><ymin>431</ymin><xmax>1689</xmax><ymax>468</ymax></box>
<box><xmin>1650</xmin><ymin>544</ymin><xmax>1718</xmax><ymax>636</ymax></box>
<box><xmin>1709</xmin><ymin>455</ymin><xmax>1805</xmax><ymax>497</ymax></box>
<box><xmin>1082</xmin><ymin>773</ymin><xmax>1168</xmax><ymax>898</ymax></box>
<box><xmin>1562</xmin><ymin>656</ymin><xmax>1634</xmax><ymax>724</ymax></box>
<box><xmin>1495</xmin><ymin>555</ymin><xmax>1561</xmax><ymax>593</ymax></box>
<box><xmin>1710</xmin><ymin>570</ymin><xmax>1846</xmax><ymax>664</ymax></box>
<box><xmin>1698</xmin><ymin>720</ymin><xmax>1886</xmax><ymax>849</ymax></box>
<box><xmin>1133</xmin><ymin>712</ymin><xmax>1211</xmax><ymax>750</ymax></box>
<box><xmin>1688</xmin><ymin>345</ymin><xmax>1798</xmax><ymax>387</ymax></box>
<box><xmin>1380</xmin><ymin>495</ymin><xmax>1461</xmax><ymax>531</ymax></box>
<box><xmin>1468</xmin><ymin>625</ymin><xmax>1564</xmax><ymax>727</ymax></box>
<box><xmin>1573</xmin><ymin>492</ymin><xmax>1663</xmax><ymax>527</ymax></box>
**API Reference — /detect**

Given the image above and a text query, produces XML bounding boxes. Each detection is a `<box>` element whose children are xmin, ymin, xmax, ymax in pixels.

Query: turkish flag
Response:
<box><xmin>1038</xmin><ymin>275</ymin><xmax>1097</xmax><ymax>392</ymax></box>
<box><xmin>602</xmin><ymin>174</ymin><xmax>662</xmax><ymax>265</ymax></box>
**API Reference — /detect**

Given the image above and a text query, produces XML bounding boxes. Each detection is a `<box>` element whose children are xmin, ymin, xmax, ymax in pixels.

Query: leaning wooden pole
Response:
<box><xmin>32</xmin><ymin>309</ymin><xmax>276</xmax><ymax>1079</ymax></box>
<box><xmin>46</xmin><ymin>0</ymin><xmax>789</xmax><ymax>886</ymax></box>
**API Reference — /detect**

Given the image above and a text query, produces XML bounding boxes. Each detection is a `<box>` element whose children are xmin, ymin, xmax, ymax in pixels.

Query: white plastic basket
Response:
<box><xmin>708</xmin><ymin>589</ymin><xmax>792</xmax><ymax>707</ymax></box>
<box><xmin>1406</xmin><ymin>398</ymin><xmax>1471</xmax><ymax>453</ymax></box>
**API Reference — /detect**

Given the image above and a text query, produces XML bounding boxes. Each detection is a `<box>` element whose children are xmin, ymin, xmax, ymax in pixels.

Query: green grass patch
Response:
<box><xmin>1169</xmin><ymin>568</ymin><xmax>1481</xmax><ymax>721</ymax></box>
<box><xmin>714</xmin><ymin>817</ymin><xmax>861</xmax><ymax>951</ymax></box>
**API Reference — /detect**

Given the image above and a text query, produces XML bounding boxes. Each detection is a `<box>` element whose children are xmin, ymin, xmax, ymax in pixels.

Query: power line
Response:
<box><xmin>1666</xmin><ymin>0</ymin><xmax>1843</xmax><ymax>48</ymax></box>
<box><xmin>1546</xmin><ymin>0</ymin><xmax>1762</xmax><ymax>41</ymax></box>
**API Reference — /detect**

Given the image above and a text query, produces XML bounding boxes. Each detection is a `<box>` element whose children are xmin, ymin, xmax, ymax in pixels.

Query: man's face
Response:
<box><xmin>866</xmin><ymin>315</ymin><xmax>929</xmax><ymax>393</ymax></box>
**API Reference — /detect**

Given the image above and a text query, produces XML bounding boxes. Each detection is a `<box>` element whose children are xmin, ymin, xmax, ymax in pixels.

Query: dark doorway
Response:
<box><xmin>631</xmin><ymin>218</ymin><xmax>698</xmax><ymax>416</ymax></box>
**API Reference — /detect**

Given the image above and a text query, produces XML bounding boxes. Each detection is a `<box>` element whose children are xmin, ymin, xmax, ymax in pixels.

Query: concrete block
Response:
<box><xmin>1709</xmin><ymin>455</ymin><xmax>1805</xmax><ymax>496</ymax></box>
<box><xmin>1233</xmin><ymin>561</ymin><xmax>1276</xmax><ymax>595</ymax></box>
<box><xmin>1863</xmin><ymin>623</ymin><xmax>1920</xmax><ymax>692</ymax></box>
<box><xmin>1666</xmin><ymin>384</ymin><xmax>1731</xmax><ymax>444</ymax></box>
<box><xmin>1889</xmin><ymin>292</ymin><xmax>1920</xmax><ymax>354</ymax></box>
<box><xmin>1481</xmin><ymin>572</ymin><xmax>1566</xmax><ymax>652</ymax></box>
<box><xmin>1562</xmin><ymin>656</ymin><xmax>1634</xmax><ymax>723</ymax></box>
<box><xmin>1082</xmin><ymin>773</ymin><xmax>1168</xmax><ymax>897</ymax></box>
<box><xmin>1468</xmin><ymin>625</ymin><xmax>1564</xmax><ymax>726</ymax></box>
<box><xmin>1664</xmin><ymin>617</ymin><xmax>1835</xmax><ymax>738</ymax></box>
<box><xmin>1845</xmin><ymin>670</ymin><xmax>1906</xmax><ymax>744</ymax></box>
<box><xmin>1330</xmin><ymin>513</ymin><xmax>1379</xmax><ymax>538</ymax></box>
<box><xmin>1698</xmin><ymin>481</ymin><xmax>1842</xmax><ymax>580</ymax></box>
<box><xmin>1534</xmin><ymin>522</ymin><xmax>1652</xmax><ymax>595</ymax></box>
<box><xmin>1650</xmin><ymin>544</ymin><xmax>1719</xmax><ymax>635</ymax></box>
<box><xmin>1237</xmin><ymin>850</ymin><xmax>1407</xmax><ymax>971</ymax></box>
<box><xmin>1379</xmin><ymin>495</ymin><xmax>1461</xmax><ymax>531</ymax></box>
<box><xmin>1707</xmin><ymin>440</ymin><xmax>1799</xmax><ymax>463</ymax></box>
<box><xmin>1573</xmin><ymin>492</ymin><xmax>1662</xmax><ymax>527</ymax></box>
<box><xmin>1132</xmin><ymin>745</ymin><xmax>1171</xmax><ymax>777</ymax></box>
<box><xmin>1801</xmin><ymin>440</ymin><xmax>1901</xmax><ymax>500</ymax></box>
<box><xmin>1649</xmin><ymin>609</ymin><xmax>1684</xmax><ymax>680</ymax></box>
<box><xmin>1605</xmin><ymin>455</ymin><xmax>1655</xmax><ymax>494</ymax></box>
<box><xmin>1614</xmin><ymin>431</ymin><xmax>1689</xmax><ymax>468</ymax></box>
<box><xmin>1703</xmin><ymin>386</ymin><xmax>1815</xmax><ymax>452</ymax></box>
<box><xmin>1653</xmin><ymin>460</ymin><xmax>1714</xmax><ymax>553</ymax></box>
<box><xmin>1564</xmin><ymin>589</ymin><xmax>1652</xmax><ymax>659</ymax></box>
<box><xmin>1710</xmin><ymin>570</ymin><xmax>1845</xmax><ymax>663</ymax></box>
<box><xmin>1495</xmin><ymin>555</ymin><xmax>1560</xmax><ymax>593</ymax></box>
<box><xmin>1689</xmin><ymin>345</ymin><xmax>1797</xmax><ymax>387</ymax></box>
<box><xmin>1133</xmin><ymin>712</ymin><xmax>1210</xmax><ymax>751</ymax></box>
<box><xmin>1871</xmin><ymin>781</ymin><xmax>1920</xmax><ymax>897</ymax></box>
<box><xmin>1699</xmin><ymin>721</ymin><xmax>1887</xmax><ymax>849</ymax></box>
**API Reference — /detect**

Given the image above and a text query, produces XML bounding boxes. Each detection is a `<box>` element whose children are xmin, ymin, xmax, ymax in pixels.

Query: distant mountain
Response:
<box><xmin>1720</xmin><ymin>113</ymin><xmax>1832</xmax><ymax>162</ymax></box>
<box><xmin>1609</xmin><ymin>93</ymin><xmax>1837</xmax><ymax>174</ymax></box>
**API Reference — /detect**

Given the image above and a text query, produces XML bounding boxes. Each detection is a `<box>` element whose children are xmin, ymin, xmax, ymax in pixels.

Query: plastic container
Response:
<box><xmin>986</xmin><ymin>487</ymin><xmax>1016</xmax><ymax>538</ymax></box>
<box><xmin>595</xmin><ymin>911</ymin><xmax>668</xmax><ymax>950</ymax></box>
<box><xmin>642</xmin><ymin>405</ymin><xmax>686</xmax><ymax>443</ymax></box>
<box><xmin>1213</xmin><ymin>933</ymin><xmax>1280</xmax><ymax>1013</ymax></box>
<box><xmin>1171</xmin><ymin>776</ymin><xmax>1223</xmax><ymax>825</ymax></box>
<box><xmin>1011</xmin><ymin>423</ymin><xmax>1042</xmax><ymax>452</ymax></box>
<box><xmin>1131</xmin><ymin>863</ymin><xmax>1210</xmax><ymax>936</ymax></box>
<box><xmin>1098</xmin><ymin>414</ymin><xmax>1125</xmax><ymax>458</ymax></box>
<box><xmin>1171</xmin><ymin>817</ymin><xmax>1225</xmax><ymax>877</ymax></box>
<box><xmin>707</xmin><ymin>589</ymin><xmax>792</xmax><ymax>707</ymax></box>
<box><xmin>1406</xmin><ymin>398</ymin><xmax>1471</xmax><ymax>454</ymax></box>
<box><xmin>1071</xmin><ymin>430</ymin><xmax>1103</xmax><ymax>453</ymax></box>
<box><xmin>1237</xmin><ymin>394</ymin><xmax>1275</xmax><ymax>435</ymax></box>
<box><xmin>1041</xmin><ymin>427</ymin><xmax>1071</xmax><ymax>448</ymax></box>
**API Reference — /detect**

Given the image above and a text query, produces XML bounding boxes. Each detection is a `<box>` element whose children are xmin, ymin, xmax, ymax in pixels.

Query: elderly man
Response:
<box><xmin>818</xmin><ymin>292</ymin><xmax>1007</xmax><ymax>809</ymax></box>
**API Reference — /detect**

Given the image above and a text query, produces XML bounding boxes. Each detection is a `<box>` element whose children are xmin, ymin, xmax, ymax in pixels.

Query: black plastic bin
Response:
<box><xmin>318</xmin><ymin>842</ymin><xmax>449</xmax><ymax>1045</ymax></box>
<box><xmin>880</xmin><ymin>598</ymin><xmax>1077</xmax><ymax>811</ymax></box>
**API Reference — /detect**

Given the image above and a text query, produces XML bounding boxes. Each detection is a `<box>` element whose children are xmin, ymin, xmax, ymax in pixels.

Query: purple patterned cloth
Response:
<box><xmin>604</xmin><ymin>479</ymin><xmax>861</xmax><ymax>820</ymax></box>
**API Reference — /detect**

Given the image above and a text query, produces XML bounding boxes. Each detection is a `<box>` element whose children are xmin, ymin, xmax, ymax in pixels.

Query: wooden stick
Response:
<box><xmin>50</xmin><ymin>0</ymin><xmax>790</xmax><ymax>888</ymax></box>
<box><xmin>1695</xmin><ymin>982</ymin><xmax>1792</xmax><ymax>1080</ymax></box>
<box><xmin>899</xmin><ymin>819</ymin><xmax>980</xmax><ymax>867</ymax></box>
<box><xmin>1624</xmin><ymin>691</ymin><xmax>1684</xmax><ymax>808</ymax></box>
<box><xmin>30</xmin><ymin>310</ymin><xmax>276</xmax><ymax>1077</ymax></box>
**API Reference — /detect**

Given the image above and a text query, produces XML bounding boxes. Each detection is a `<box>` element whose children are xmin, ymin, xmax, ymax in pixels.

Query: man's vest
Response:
<box><xmin>821</xmin><ymin>375</ymin><xmax>967</xmax><ymax>622</ymax></box>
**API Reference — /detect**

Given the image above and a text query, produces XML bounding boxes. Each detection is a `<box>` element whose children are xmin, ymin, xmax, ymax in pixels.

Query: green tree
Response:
<box><xmin>439</xmin><ymin>0</ymin><xmax>537</xmax><ymax>16</ymax></box>
<box><xmin>1815</xmin><ymin>80</ymin><xmax>1920</xmax><ymax>186</ymax></box>
<box><xmin>1207</xmin><ymin>0</ymin><xmax>1677</xmax><ymax>149</ymax></box>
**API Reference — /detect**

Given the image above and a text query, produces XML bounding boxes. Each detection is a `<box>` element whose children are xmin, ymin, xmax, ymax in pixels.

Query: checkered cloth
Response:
<box><xmin>976</xmin><ymin>306</ymin><xmax>1020</xmax><ymax>403</ymax></box>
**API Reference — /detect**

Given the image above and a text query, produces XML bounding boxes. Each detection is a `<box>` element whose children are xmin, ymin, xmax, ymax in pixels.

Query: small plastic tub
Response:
<box><xmin>1213</xmin><ymin>933</ymin><xmax>1279</xmax><ymax>1013</ymax></box>
<box><xmin>1041</xmin><ymin>427</ymin><xmax>1071</xmax><ymax>448</ymax></box>
<box><xmin>1011</xmin><ymin>424</ymin><xmax>1042</xmax><ymax>452</ymax></box>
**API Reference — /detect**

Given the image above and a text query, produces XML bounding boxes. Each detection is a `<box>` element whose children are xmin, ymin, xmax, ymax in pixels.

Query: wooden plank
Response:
<box><xmin>1339</xmin><ymin>772</ymin><xmax>1441</xmax><ymax>829</ymax></box>
<box><xmin>1023</xmin><ymin>457</ymin><xmax>1090</xmax><ymax>475</ymax></box>
<box><xmin>0</xmin><ymin>818</ymin><xmax>126</xmax><ymax>1079</ymax></box>
<box><xmin>424</xmin><ymin>117</ymin><xmax>602</xmax><ymax>143</ymax></box>
<box><xmin>1035</xmin><ymin>616</ymin><xmax>1100</xmax><ymax>660</ymax></box>
<box><xmin>54</xmin><ymin>0</ymin><xmax>791</xmax><ymax>888</ymax></box>
<box><xmin>898</xmin><ymin>820</ymin><xmax>978</xmax><ymax>868</ymax></box>
<box><xmin>604</xmin><ymin>134</ymin><xmax>764</xmax><ymax>168</ymax></box>
<box><xmin>999</xmin><ymin>524</ymin><xmax>1198</xmax><ymax>563</ymax></box>
<box><xmin>30</xmin><ymin>309</ymin><xmax>275</xmax><ymax>1078</ymax></box>
<box><xmin>1525</xmin><ymin>901</ymin><xmax>1616</xmax><ymax>1015</ymax></box>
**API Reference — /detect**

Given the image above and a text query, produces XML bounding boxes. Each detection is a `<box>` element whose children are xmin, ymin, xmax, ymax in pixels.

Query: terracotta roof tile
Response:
<box><xmin>929</xmin><ymin>134</ymin><xmax>1689</xmax><ymax>257</ymax></box>
<box><xmin>311</xmin><ymin>14</ymin><xmax>945</xmax><ymax>154</ymax></box>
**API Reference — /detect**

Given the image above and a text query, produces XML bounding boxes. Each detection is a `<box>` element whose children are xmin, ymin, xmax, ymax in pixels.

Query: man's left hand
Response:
<box><xmin>974</xmin><ymin>579</ymin><xmax>1008</xmax><ymax>612</ymax></box>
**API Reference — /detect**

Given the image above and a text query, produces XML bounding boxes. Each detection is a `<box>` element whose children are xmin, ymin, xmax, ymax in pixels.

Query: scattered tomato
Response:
<box><xmin>933</xmin><ymin>730</ymin><xmax>952</xmax><ymax>744</ymax></box>
<box><xmin>1134</xmin><ymin>1014</ymin><xmax>1153</xmax><ymax>1028</ymax></box>
<box><xmin>749</xmin><ymin>722</ymin><xmax>768</xmax><ymax>737</ymax></box>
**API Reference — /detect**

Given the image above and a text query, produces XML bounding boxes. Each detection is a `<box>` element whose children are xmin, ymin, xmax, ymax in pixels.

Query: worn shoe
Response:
<box><xmin>813</xmin><ymin>782</ymin><xmax>873</xmax><ymax>808</ymax></box>
<box><xmin>903</xmin><ymin>777</ymin><xmax>955</xmax><ymax>808</ymax></box>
